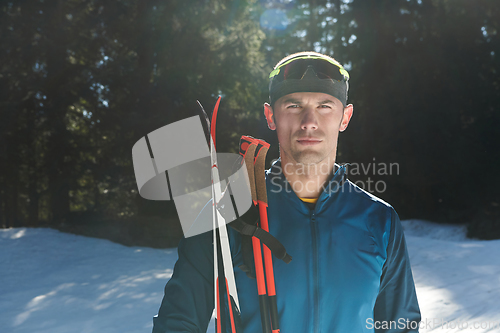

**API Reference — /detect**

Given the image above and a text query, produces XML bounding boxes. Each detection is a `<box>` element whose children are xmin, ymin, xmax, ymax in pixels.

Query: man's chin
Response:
<box><xmin>292</xmin><ymin>151</ymin><xmax>326</xmax><ymax>165</ymax></box>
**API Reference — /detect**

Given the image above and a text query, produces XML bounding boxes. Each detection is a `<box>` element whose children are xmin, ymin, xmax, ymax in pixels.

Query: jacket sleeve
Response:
<box><xmin>373</xmin><ymin>209</ymin><xmax>421</xmax><ymax>333</ymax></box>
<box><xmin>152</xmin><ymin>231</ymin><xmax>214</xmax><ymax>333</ymax></box>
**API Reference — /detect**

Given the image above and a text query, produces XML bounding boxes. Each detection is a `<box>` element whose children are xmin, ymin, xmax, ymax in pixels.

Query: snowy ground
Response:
<box><xmin>1</xmin><ymin>220</ymin><xmax>499</xmax><ymax>333</ymax></box>
<box><xmin>403</xmin><ymin>220</ymin><xmax>500</xmax><ymax>332</ymax></box>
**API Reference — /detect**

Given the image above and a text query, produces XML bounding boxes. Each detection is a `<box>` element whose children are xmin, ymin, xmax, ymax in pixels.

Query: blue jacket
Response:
<box><xmin>153</xmin><ymin>160</ymin><xmax>421</xmax><ymax>332</ymax></box>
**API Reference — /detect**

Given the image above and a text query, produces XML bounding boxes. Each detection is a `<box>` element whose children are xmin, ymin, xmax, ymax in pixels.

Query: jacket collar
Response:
<box><xmin>267</xmin><ymin>158</ymin><xmax>348</xmax><ymax>215</ymax></box>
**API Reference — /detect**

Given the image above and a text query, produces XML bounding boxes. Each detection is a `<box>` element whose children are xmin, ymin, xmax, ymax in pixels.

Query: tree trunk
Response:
<box><xmin>28</xmin><ymin>173</ymin><xmax>39</xmax><ymax>227</ymax></box>
<box><xmin>0</xmin><ymin>178</ymin><xmax>4</xmax><ymax>228</ymax></box>
<box><xmin>45</xmin><ymin>0</ymin><xmax>71</xmax><ymax>225</ymax></box>
<box><xmin>308</xmin><ymin>0</ymin><xmax>318</xmax><ymax>50</ymax></box>
<box><xmin>5</xmin><ymin>165</ymin><xmax>20</xmax><ymax>228</ymax></box>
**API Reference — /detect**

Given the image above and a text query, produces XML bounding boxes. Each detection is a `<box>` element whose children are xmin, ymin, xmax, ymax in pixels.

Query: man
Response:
<box><xmin>153</xmin><ymin>51</ymin><xmax>421</xmax><ymax>332</ymax></box>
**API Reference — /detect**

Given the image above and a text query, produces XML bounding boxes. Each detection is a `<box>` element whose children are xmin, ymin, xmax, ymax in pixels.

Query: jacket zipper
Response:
<box><xmin>310</xmin><ymin>211</ymin><xmax>320</xmax><ymax>333</ymax></box>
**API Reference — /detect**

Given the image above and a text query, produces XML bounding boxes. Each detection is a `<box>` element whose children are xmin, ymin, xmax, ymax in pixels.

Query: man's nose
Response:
<box><xmin>300</xmin><ymin>107</ymin><xmax>318</xmax><ymax>130</ymax></box>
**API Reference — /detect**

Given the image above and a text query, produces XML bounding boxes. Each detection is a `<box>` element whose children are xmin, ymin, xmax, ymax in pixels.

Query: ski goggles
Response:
<box><xmin>268</xmin><ymin>55</ymin><xmax>350</xmax><ymax>107</ymax></box>
<box><xmin>269</xmin><ymin>56</ymin><xmax>350</xmax><ymax>83</ymax></box>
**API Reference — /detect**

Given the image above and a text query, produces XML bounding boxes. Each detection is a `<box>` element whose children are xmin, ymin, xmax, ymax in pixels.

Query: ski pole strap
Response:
<box><xmin>229</xmin><ymin>217</ymin><xmax>292</xmax><ymax>264</ymax></box>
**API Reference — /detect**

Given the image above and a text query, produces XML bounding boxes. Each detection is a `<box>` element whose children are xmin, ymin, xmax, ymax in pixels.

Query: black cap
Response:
<box><xmin>268</xmin><ymin>53</ymin><xmax>349</xmax><ymax>108</ymax></box>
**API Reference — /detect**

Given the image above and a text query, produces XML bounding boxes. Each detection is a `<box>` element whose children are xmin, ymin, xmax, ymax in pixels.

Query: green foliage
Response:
<box><xmin>1</xmin><ymin>0</ymin><xmax>499</xmax><ymax>241</ymax></box>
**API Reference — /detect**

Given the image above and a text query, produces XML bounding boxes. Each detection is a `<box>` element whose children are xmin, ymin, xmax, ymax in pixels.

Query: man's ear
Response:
<box><xmin>264</xmin><ymin>103</ymin><xmax>276</xmax><ymax>130</ymax></box>
<box><xmin>340</xmin><ymin>104</ymin><xmax>353</xmax><ymax>132</ymax></box>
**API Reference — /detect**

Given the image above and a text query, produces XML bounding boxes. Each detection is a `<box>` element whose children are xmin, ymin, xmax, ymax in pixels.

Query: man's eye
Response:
<box><xmin>287</xmin><ymin>104</ymin><xmax>300</xmax><ymax>108</ymax></box>
<box><xmin>319</xmin><ymin>104</ymin><xmax>332</xmax><ymax>108</ymax></box>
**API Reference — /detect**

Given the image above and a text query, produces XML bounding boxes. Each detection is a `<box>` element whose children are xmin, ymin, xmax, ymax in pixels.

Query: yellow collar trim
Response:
<box><xmin>300</xmin><ymin>197</ymin><xmax>318</xmax><ymax>204</ymax></box>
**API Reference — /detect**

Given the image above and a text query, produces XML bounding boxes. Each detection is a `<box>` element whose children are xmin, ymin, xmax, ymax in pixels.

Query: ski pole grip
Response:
<box><xmin>254</xmin><ymin>140</ymin><xmax>270</xmax><ymax>205</ymax></box>
<box><xmin>239</xmin><ymin>136</ymin><xmax>258</xmax><ymax>203</ymax></box>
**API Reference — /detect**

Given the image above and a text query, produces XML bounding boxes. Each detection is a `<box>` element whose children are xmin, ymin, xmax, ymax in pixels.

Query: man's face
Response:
<box><xmin>264</xmin><ymin>92</ymin><xmax>353</xmax><ymax>166</ymax></box>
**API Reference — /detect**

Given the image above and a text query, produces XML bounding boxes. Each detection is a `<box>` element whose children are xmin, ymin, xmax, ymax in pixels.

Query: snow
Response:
<box><xmin>1</xmin><ymin>220</ymin><xmax>499</xmax><ymax>333</ymax></box>
<box><xmin>0</xmin><ymin>228</ymin><xmax>180</xmax><ymax>333</ymax></box>
<box><xmin>402</xmin><ymin>220</ymin><xmax>500</xmax><ymax>332</ymax></box>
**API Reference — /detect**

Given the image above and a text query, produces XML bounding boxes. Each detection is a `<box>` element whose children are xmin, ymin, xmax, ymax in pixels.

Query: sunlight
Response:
<box><xmin>154</xmin><ymin>270</ymin><xmax>173</xmax><ymax>279</ymax></box>
<box><xmin>260</xmin><ymin>9</ymin><xmax>290</xmax><ymax>31</ymax></box>
<box><xmin>11</xmin><ymin>229</ymin><xmax>26</xmax><ymax>239</ymax></box>
<box><xmin>14</xmin><ymin>286</ymin><xmax>66</xmax><ymax>326</ymax></box>
<box><xmin>27</xmin><ymin>294</ymin><xmax>49</xmax><ymax>309</ymax></box>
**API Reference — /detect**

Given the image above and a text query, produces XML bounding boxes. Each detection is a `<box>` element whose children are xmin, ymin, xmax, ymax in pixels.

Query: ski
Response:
<box><xmin>197</xmin><ymin>99</ymin><xmax>287</xmax><ymax>333</ymax></box>
<box><xmin>197</xmin><ymin>98</ymin><xmax>240</xmax><ymax>333</ymax></box>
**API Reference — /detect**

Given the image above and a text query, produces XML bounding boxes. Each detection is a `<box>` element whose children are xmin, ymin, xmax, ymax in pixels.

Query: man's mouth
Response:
<box><xmin>296</xmin><ymin>138</ymin><xmax>322</xmax><ymax>146</ymax></box>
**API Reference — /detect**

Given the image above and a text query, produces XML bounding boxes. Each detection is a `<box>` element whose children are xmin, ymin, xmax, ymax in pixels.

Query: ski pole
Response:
<box><xmin>239</xmin><ymin>136</ymin><xmax>272</xmax><ymax>333</ymax></box>
<box><xmin>253</xmin><ymin>139</ymin><xmax>280</xmax><ymax>333</ymax></box>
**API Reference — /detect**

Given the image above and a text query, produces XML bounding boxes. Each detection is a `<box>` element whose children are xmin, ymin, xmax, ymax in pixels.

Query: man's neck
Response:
<box><xmin>280</xmin><ymin>156</ymin><xmax>336</xmax><ymax>199</ymax></box>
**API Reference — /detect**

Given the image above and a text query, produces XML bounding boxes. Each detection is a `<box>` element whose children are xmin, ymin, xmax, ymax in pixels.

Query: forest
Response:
<box><xmin>1</xmin><ymin>0</ymin><xmax>499</xmax><ymax>247</ymax></box>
